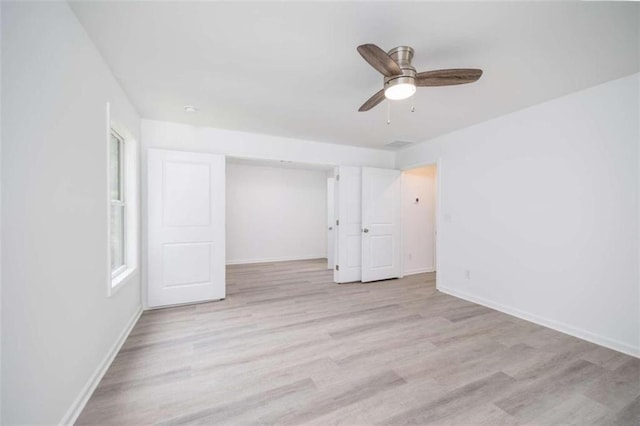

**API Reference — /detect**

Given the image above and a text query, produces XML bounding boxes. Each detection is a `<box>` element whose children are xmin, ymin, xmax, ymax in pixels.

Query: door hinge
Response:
<box><xmin>335</xmin><ymin>265</ymin><xmax>339</xmax><ymax>271</ymax></box>
<box><xmin>336</xmin><ymin>174</ymin><xmax>340</xmax><ymax>181</ymax></box>
<box><xmin>336</xmin><ymin>219</ymin><xmax>339</xmax><ymax>226</ymax></box>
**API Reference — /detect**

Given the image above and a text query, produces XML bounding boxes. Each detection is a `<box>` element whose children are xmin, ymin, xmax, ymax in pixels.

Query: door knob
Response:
<box><xmin>362</xmin><ymin>228</ymin><xmax>369</xmax><ymax>233</ymax></box>
<box><xmin>328</xmin><ymin>226</ymin><xmax>333</xmax><ymax>231</ymax></box>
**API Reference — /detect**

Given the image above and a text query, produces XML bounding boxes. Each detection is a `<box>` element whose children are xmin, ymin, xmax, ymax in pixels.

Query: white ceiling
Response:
<box><xmin>70</xmin><ymin>1</ymin><xmax>639</xmax><ymax>149</ymax></box>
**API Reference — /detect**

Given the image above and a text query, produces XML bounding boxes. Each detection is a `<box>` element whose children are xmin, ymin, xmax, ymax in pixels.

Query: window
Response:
<box><xmin>107</xmin><ymin>117</ymin><xmax>138</xmax><ymax>296</ymax></box>
<box><xmin>110</xmin><ymin>130</ymin><xmax>126</xmax><ymax>277</ymax></box>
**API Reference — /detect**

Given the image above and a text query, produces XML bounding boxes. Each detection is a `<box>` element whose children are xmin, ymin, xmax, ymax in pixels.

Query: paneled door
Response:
<box><xmin>147</xmin><ymin>149</ymin><xmax>225</xmax><ymax>308</ymax></box>
<box><xmin>361</xmin><ymin>167</ymin><xmax>402</xmax><ymax>282</ymax></box>
<box><xmin>335</xmin><ymin>166</ymin><xmax>362</xmax><ymax>283</ymax></box>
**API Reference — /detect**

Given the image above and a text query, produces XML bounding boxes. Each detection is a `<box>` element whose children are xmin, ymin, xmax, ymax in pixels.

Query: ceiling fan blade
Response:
<box><xmin>415</xmin><ymin>69</ymin><xmax>483</xmax><ymax>87</ymax></box>
<box><xmin>357</xmin><ymin>44</ymin><xmax>402</xmax><ymax>77</ymax></box>
<box><xmin>358</xmin><ymin>89</ymin><xmax>385</xmax><ymax>112</ymax></box>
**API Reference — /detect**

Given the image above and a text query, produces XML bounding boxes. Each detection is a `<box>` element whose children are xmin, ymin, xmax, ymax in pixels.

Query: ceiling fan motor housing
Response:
<box><xmin>384</xmin><ymin>46</ymin><xmax>417</xmax><ymax>89</ymax></box>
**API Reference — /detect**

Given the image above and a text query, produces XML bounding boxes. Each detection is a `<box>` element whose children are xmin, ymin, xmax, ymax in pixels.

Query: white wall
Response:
<box><xmin>397</xmin><ymin>73</ymin><xmax>640</xmax><ymax>356</ymax></box>
<box><xmin>142</xmin><ymin>119</ymin><xmax>395</xmax><ymax>168</ymax></box>
<box><xmin>1</xmin><ymin>3</ymin><xmax>142</xmax><ymax>424</ymax></box>
<box><xmin>226</xmin><ymin>163</ymin><xmax>327</xmax><ymax>264</ymax></box>
<box><xmin>0</xmin><ymin>2</ymin><xmax>3</xmax><ymax>418</ymax></box>
<box><xmin>402</xmin><ymin>165</ymin><xmax>437</xmax><ymax>275</ymax></box>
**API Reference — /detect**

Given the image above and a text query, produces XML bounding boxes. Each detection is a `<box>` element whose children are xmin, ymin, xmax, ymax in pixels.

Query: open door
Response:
<box><xmin>361</xmin><ymin>167</ymin><xmax>402</xmax><ymax>282</ymax></box>
<box><xmin>335</xmin><ymin>166</ymin><xmax>362</xmax><ymax>283</ymax></box>
<box><xmin>327</xmin><ymin>177</ymin><xmax>336</xmax><ymax>269</ymax></box>
<box><xmin>147</xmin><ymin>149</ymin><xmax>226</xmax><ymax>307</ymax></box>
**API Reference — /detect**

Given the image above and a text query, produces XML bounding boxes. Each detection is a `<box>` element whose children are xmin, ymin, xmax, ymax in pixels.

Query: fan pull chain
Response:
<box><xmin>411</xmin><ymin>96</ymin><xmax>415</xmax><ymax>112</ymax></box>
<box><xmin>387</xmin><ymin>101</ymin><xmax>391</xmax><ymax>125</ymax></box>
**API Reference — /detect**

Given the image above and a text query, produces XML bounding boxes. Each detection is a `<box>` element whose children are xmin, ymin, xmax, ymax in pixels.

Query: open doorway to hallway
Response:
<box><xmin>402</xmin><ymin>164</ymin><xmax>437</xmax><ymax>278</ymax></box>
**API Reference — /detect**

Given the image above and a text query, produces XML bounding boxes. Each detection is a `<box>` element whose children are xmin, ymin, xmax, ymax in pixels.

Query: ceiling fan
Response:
<box><xmin>357</xmin><ymin>44</ymin><xmax>483</xmax><ymax>111</ymax></box>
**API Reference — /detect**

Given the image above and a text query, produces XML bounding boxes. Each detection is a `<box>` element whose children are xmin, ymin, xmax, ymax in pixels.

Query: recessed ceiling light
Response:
<box><xmin>183</xmin><ymin>105</ymin><xmax>198</xmax><ymax>113</ymax></box>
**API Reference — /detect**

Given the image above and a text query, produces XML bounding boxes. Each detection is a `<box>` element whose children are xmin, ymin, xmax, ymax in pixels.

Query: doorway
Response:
<box><xmin>147</xmin><ymin>151</ymin><xmax>335</xmax><ymax>308</ymax></box>
<box><xmin>225</xmin><ymin>157</ymin><xmax>333</xmax><ymax>266</ymax></box>
<box><xmin>401</xmin><ymin>164</ymin><xmax>437</xmax><ymax>277</ymax></box>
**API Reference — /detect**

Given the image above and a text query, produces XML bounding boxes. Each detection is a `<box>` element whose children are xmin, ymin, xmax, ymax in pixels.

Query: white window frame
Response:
<box><xmin>110</xmin><ymin>129</ymin><xmax>127</xmax><ymax>279</ymax></box>
<box><xmin>106</xmin><ymin>102</ymin><xmax>139</xmax><ymax>296</ymax></box>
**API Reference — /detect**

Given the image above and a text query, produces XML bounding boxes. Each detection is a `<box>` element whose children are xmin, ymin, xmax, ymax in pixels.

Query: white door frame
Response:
<box><xmin>399</xmin><ymin>158</ymin><xmax>442</xmax><ymax>290</ymax></box>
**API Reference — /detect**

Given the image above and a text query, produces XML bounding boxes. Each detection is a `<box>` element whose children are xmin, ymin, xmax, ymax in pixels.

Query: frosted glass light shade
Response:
<box><xmin>384</xmin><ymin>83</ymin><xmax>416</xmax><ymax>100</ymax></box>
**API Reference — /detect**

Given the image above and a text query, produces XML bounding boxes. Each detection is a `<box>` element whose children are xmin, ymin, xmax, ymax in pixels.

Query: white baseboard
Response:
<box><xmin>59</xmin><ymin>305</ymin><xmax>143</xmax><ymax>425</ymax></box>
<box><xmin>403</xmin><ymin>267</ymin><xmax>435</xmax><ymax>276</ymax></box>
<box><xmin>438</xmin><ymin>285</ymin><xmax>639</xmax><ymax>359</ymax></box>
<box><xmin>226</xmin><ymin>255</ymin><xmax>327</xmax><ymax>265</ymax></box>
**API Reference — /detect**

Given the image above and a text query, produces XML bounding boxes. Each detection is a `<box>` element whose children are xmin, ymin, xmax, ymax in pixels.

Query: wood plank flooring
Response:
<box><xmin>77</xmin><ymin>259</ymin><xmax>640</xmax><ymax>425</ymax></box>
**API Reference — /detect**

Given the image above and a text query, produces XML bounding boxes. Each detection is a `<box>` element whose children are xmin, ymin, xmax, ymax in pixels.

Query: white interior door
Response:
<box><xmin>327</xmin><ymin>177</ymin><xmax>336</xmax><ymax>269</ymax></box>
<box><xmin>147</xmin><ymin>149</ymin><xmax>225</xmax><ymax>308</ymax></box>
<box><xmin>335</xmin><ymin>166</ymin><xmax>362</xmax><ymax>283</ymax></box>
<box><xmin>361</xmin><ymin>167</ymin><xmax>402</xmax><ymax>282</ymax></box>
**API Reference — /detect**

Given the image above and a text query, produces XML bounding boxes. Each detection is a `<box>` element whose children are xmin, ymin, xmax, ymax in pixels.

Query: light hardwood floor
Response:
<box><xmin>78</xmin><ymin>259</ymin><xmax>640</xmax><ymax>425</ymax></box>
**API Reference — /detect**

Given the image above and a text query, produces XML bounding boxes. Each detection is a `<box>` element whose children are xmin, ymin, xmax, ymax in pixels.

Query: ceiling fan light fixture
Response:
<box><xmin>384</xmin><ymin>82</ymin><xmax>416</xmax><ymax>100</ymax></box>
<box><xmin>384</xmin><ymin>74</ymin><xmax>417</xmax><ymax>101</ymax></box>
<box><xmin>356</xmin><ymin>43</ymin><xmax>482</xmax><ymax>111</ymax></box>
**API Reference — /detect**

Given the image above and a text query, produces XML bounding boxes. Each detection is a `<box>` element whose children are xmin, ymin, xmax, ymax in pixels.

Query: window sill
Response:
<box><xmin>109</xmin><ymin>267</ymin><xmax>138</xmax><ymax>297</ymax></box>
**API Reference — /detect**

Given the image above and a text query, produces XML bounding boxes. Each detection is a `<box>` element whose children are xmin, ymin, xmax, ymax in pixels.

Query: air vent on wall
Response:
<box><xmin>383</xmin><ymin>140</ymin><xmax>415</xmax><ymax>150</ymax></box>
